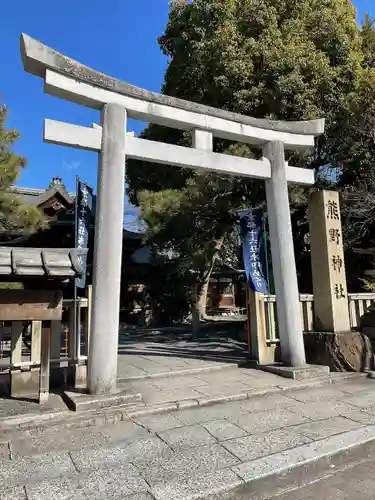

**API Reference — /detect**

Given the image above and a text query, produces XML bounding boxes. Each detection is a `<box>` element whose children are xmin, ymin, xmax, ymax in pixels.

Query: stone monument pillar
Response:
<box><xmin>308</xmin><ymin>190</ymin><xmax>351</xmax><ymax>332</ymax></box>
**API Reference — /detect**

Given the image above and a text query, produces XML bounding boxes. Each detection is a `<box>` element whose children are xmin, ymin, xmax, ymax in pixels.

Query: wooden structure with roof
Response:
<box><xmin>0</xmin><ymin>246</ymin><xmax>87</xmax><ymax>401</ymax></box>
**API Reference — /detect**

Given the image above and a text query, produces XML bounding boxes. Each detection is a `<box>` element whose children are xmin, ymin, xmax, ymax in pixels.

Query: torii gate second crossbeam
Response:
<box><xmin>20</xmin><ymin>33</ymin><xmax>325</xmax><ymax>395</ymax></box>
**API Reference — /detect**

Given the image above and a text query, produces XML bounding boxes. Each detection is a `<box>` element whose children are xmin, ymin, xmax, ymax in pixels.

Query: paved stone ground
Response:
<box><xmin>270</xmin><ymin>458</ymin><xmax>375</xmax><ymax>499</ymax></box>
<box><xmin>0</xmin><ymin>325</ymin><xmax>246</xmax><ymax>421</ymax></box>
<box><xmin>0</xmin><ymin>394</ymin><xmax>70</xmax><ymax>429</ymax></box>
<box><xmin>116</xmin><ymin>323</ymin><xmax>247</xmax><ymax>380</ymax></box>
<box><xmin>118</xmin><ymin>364</ymin><xmax>352</xmax><ymax>409</ymax></box>
<box><xmin>0</xmin><ymin>365</ymin><xmax>359</xmax><ymax>432</ymax></box>
<box><xmin>3</xmin><ymin>377</ymin><xmax>375</xmax><ymax>499</ymax></box>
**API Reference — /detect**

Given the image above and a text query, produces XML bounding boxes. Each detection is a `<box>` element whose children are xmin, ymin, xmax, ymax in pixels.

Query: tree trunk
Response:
<box><xmin>192</xmin><ymin>264</ymin><xmax>213</xmax><ymax>337</ymax></box>
<box><xmin>191</xmin><ymin>237</ymin><xmax>224</xmax><ymax>337</ymax></box>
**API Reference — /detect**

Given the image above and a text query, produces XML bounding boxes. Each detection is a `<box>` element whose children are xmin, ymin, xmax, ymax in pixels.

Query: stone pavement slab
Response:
<box><xmin>288</xmin><ymin>400</ymin><xmax>357</xmax><ymax>421</ymax></box>
<box><xmin>133</xmin><ymin>411</ymin><xmax>184</xmax><ymax>432</ymax></box>
<box><xmin>158</xmin><ymin>423</ymin><xmax>216</xmax><ymax>448</ymax></box>
<box><xmin>222</xmin><ymin>429</ymin><xmax>312</xmax><ymax>462</ymax></box>
<box><xmin>266</xmin><ymin>457</ymin><xmax>375</xmax><ymax>500</ymax></box>
<box><xmin>71</xmin><ymin>445</ymin><xmax>146</xmax><ymax>472</ymax></box>
<box><xmin>10</xmin><ymin>427</ymin><xmax>110</xmax><ymax>459</ymax></box>
<box><xmin>171</xmin><ymin>401</ymin><xmax>248</xmax><ymax>425</ymax></box>
<box><xmin>0</xmin><ymin>442</ymin><xmax>10</xmax><ymax>460</ymax></box>
<box><xmin>151</xmin><ymin>375</ymin><xmax>210</xmax><ymax>390</ymax></box>
<box><xmin>343</xmin><ymin>408</ymin><xmax>375</xmax><ymax>425</ymax></box>
<box><xmin>287</xmin><ymin>386</ymin><xmax>350</xmax><ymax>402</ymax></box>
<box><xmin>125</xmin><ymin>495</ymin><xmax>156</xmax><ymax>500</ymax></box>
<box><xmin>0</xmin><ymin>363</ymin><xmax>361</xmax><ymax>438</ymax></box>
<box><xmin>9</xmin><ymin>419</ymin><xmax>148</xmax><ymax>459</ymax></box>
<box><xmin>334</xmin><ymin>378</ymin><xmax>375</xmax><ymax>394</ymax></box>
<box><xmin>141</xmin><ymin>386</ymin><xmax>207</xmax><ymax>405</ymax></box>
<box><xmin>0</xmin><ymin>486</ymin><xmax>26</xmax><ymax>500</ymax></box>
<box><xmin>290</xmin><ymin>416</ymin><xmax>362</xmax><ymax>440</ymax></box>
<box><xmin>192</xmin><ymin>382</ymin><xmax>253</xmax><ymax>398</ymax></box>
<box><xmin>228</xmin><ymin>408</ymin><xmax>309</xmax><ymax>433</ymax></box>
<box><xmin>117</xmin><ymin>435</ymin><xmax>173</xmax><ymax>469</ymax></box>
<box><xmin>151</xmin><ymin>468</ymin><xmax>242</xmax><ymax>500</ymax></box>
<box><xmin>26</xmin><ymin>466</ymin><xmax>149</xmax><ymax>500</ymax></box>
<box><xmin>202</xmin><ymin>419</ymin><xmax>247</xmax><ymax>441</ymax></box>
<box><xmin>136</xmin><ymin>443</ymin><xmax>240</xmax><ymax>483</ymax></box>
<box><xmin>338</xmin><ymin>390</ymin><xmax>375</xmax><ymax>409</ymax></box>
<box><xmin>238</xmin><ymin>393</ymin><xmax>301</xmax><ymax>412</ymax></box>
<box><xmin>0</xmin><ymin>452</ymin><xmax>76</xmax><ymax>491</ymax></box>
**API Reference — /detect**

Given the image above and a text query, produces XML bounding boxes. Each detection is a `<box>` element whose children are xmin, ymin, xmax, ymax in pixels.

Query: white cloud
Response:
<box><xmin>62</xmin><ymin>160</ymin><xmax>81</xmax><ymax>170</ymax></box>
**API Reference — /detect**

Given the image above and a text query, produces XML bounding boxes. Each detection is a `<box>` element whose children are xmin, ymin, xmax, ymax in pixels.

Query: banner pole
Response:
<box><xmin>238</xmin><ymin>208</ymin><xmax>269</xmax><ymax>355</ymax></box>
<box><xmin>263</xmin><ymin>212</ymin><xmax>273</xmax><ymax>339</ymax></box>
<box><xmin>245</xmin><ymin>283</ymin><xmax>251</xmax><ymax>355</ymax></box>
<box><xmin>74</xmin><ymin>175</ymin><xmax>79</xmax><ymax>360</ymax></box>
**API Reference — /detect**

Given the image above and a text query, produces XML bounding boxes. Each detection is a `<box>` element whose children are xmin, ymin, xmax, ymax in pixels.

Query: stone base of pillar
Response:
<box><xmin>62</xmin><ymin>388</ymin><xmax>142</xmax><ymax>412</ymax></box>
<box><xmin>10</xmin><ymin>368</ymin><xmax>39</xmax><ymax>397</ymax></box>
<box><xmin>260</xmin><ymin>363</ymin><xmax>330</xmax><ymax>380</ymax></box>
<box><xmin>304</xmin><ymin>331</ymin><xmax>373</xmax><ymax>372</ymax></box>
<box><xmin>64</xmin><ymin>361</ymin><xmax>88</xmax><ymax>390</ymax></box>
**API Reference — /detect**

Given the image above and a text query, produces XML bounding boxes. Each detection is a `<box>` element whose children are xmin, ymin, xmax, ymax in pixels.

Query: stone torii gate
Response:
<box><xmin>20</xmin><ymin>34</ymin><xmax>325</xmax><ymax>395</ymax></box>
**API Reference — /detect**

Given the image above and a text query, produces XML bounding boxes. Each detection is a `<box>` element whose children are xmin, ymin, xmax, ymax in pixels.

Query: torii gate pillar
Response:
<box><xmin>264</xmin><ymin>141</ymin><xmax>306</xmax><ymax>366</ymax></box>
<box><xmin>88</xmin><ymin>104</ymin><xmax>127</xmax><ymax>394</ymax></box>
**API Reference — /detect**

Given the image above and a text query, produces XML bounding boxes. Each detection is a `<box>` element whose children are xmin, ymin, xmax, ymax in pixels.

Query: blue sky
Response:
<box><xmin>2</xmin><ymin>0</ymin><xmax>375</xmax><ymax>194</ymax></box>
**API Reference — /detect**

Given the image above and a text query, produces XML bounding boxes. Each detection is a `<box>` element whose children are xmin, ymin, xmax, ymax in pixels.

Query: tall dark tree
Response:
<box><xmin>0</xmin><ymin>105</ymin><xmax>44</xmax><ymax>239</ymax></box>
<box><xmin>127</xmin><ymin>0</ymin><xmax>375</xmax><ymax>318</ymax></box>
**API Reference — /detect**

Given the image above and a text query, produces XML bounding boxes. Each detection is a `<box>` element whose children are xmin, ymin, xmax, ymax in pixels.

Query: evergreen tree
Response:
<box><xmin>0</xmin><ymin>105</ymin><xmax>44</xmax><ymax>239</ymax></box>
<box><xmin>127</xmin><ymin>0</ymin><xmax>375</xmax><ymax>318</ymax></box>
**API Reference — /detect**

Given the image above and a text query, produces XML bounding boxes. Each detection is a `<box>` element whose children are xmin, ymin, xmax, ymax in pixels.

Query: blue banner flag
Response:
<box><xmin>238</xmin><ymin>208</ymin><xmax>269</xmax><ymax>294</ymax></box>
<box><xmin>76</xmin><ymin>180</ymin><xmax>93</xmax><ymax>289</ymax></box>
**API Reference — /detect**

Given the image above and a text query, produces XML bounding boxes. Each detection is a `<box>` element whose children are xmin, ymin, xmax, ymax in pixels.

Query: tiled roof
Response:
<box><xmin>0</xmin><ymin>247</ymin><xmax>87</xmax><ymax>279</ymax></box>
<box><xmin>11</xmin><ymin>186</ymin><xmax>75</xmax><ymax>206</ymax></box>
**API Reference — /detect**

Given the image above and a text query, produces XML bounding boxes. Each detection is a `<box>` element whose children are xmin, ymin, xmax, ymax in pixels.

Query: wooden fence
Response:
<box><xmin>264</xmin><ymin>292</ymin><xmax>375</xmax><ymax>342</ymax></box>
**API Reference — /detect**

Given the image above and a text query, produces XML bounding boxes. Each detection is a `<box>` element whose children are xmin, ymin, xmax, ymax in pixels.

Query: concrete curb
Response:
<box><xmin>62</xmin><ymin>389</ymin><xmax>142</xmax><ymax>412</ymax></box>
<box><xmin>204</xmin><ymin>426</ymin><xmax>375</xmax><ymax>500</ymax></box>
<box><xmin>125</xmin><ymin>372</ymin><xmax>363</xmax><ymax>419</ymax></box>
<box><xmin>0</xmin><ymin>408</ymin><xmax>72</xmax><ymax>430</ymax></box>
<box><xmin>0</xmin><ymin>372</ymin><xmax>364</xmax><ymax>438</ymax></box>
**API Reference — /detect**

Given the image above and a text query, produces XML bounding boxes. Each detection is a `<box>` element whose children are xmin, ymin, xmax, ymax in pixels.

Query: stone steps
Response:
<box><xmin>3</xmin><ymin>394</ymin><xmax>375</xmax><ymax>500</ymax></box>
<box><xmin>0</xmin><ymin>370</ymin><xmax>363</xmax><ymax>442</ymax></box>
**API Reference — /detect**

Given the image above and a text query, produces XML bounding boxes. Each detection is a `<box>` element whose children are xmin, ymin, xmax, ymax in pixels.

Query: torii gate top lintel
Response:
<box><xmin>20</xmin><ymin>33</ymin><xmax>325</xmax><ymax>143</ymax></box>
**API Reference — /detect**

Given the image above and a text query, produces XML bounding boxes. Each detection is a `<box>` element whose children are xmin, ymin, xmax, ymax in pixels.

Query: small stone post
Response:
<box><xmin>88</xmin><ymin>103</ymin><xmax>127</xmax><ymax>394</ymax></box>
<box><xmin>263</xmin><ymin>141</ymin><xmax>306</xmax><ymax>367</ymax></box>
<box><xmin>308</xmin><ymin>190</ymin><xmax>350</xmax><ymax>332</ymax></box>
<box><xmin>39</xmin><ymin>322</ymin><xmax>51</xmax><ymax>402</ymax></box>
